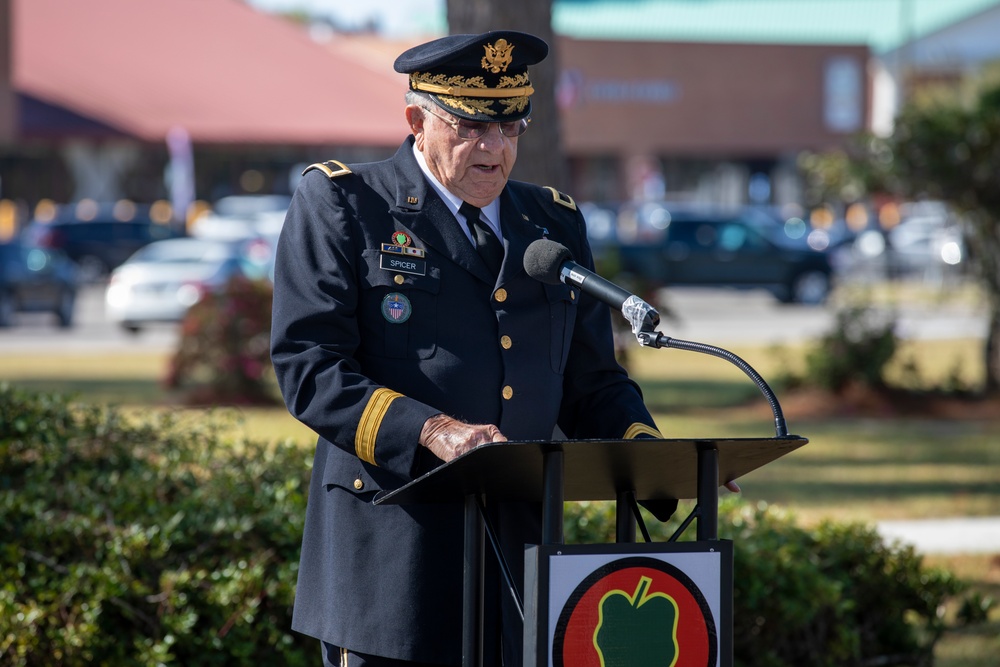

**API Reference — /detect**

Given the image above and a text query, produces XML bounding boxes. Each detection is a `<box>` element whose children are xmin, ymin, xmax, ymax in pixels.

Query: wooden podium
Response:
<box><xmin>376</xmin><ymin>436</ymin><xmax>807</xmax><ymax>667</ymax></box>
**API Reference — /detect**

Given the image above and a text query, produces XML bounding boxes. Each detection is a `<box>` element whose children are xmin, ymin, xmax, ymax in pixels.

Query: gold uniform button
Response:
<box><xmin>500</xmin><ymin>335</ymin><xmax>512</xmax><ymax>349</ymax></box>
<box><xmin>353</xmin><ymin>478</ymin><xmax>364</xmax><ymax>490</ymax></box>
<box><xmin>570</xmin><ymin>290</ymin><xmax>576</xmax><ymax>300</ymax></box>
<box><xmin>494</xmin><ymin>288</ymin><xmax>508</xmax><ymax>303</ymax></box>
<box><xmin>502</xmin><ymin>386</ymin><xmax>514</xmax><ymax>400</ymax></box>
<box><xmin>394</xmin><ymin>274</ymin><xmax>405</xmax><ymax>285</ymax></box>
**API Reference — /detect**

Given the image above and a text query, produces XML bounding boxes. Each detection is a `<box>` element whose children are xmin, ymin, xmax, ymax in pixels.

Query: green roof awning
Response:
<box><xmin>553</xmin><ymin>0</ymin><xmax>1000</xmax><ymax>53</ymax></box>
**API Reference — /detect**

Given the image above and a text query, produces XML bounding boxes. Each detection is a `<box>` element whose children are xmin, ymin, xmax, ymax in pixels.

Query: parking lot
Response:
<box><xmin>0</xmin><ymin>283</ymin><xmax>177</xmax><ymax>352</ymax></box>
<box><xmin>657</xmin><ymin>285</ymin><xmax>986</xmax><ymax>345</ymax></box>
<box><xmin>0</xmin><ymin>281</ymin><xmax>986</xmax><ymax>355</ymax></box>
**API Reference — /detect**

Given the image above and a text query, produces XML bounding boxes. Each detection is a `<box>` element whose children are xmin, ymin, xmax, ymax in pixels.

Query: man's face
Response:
<box><xmin>406</xmin><ymin>103</ymin><xmax>518</xmax><ymax>208</ymax></box>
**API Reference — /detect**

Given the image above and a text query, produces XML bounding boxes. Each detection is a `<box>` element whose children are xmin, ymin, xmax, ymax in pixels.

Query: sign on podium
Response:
<box><xmin>377</xmin><ymin>436</ymin><xmax>806</xmax><ymax>667</ymax></box>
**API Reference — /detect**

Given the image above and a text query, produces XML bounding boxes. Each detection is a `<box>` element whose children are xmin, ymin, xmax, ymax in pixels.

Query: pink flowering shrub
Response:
<box><xmin>166</xmin><ymin>277</ymin><xmax>279</xmax><ymax>405</ymax></box>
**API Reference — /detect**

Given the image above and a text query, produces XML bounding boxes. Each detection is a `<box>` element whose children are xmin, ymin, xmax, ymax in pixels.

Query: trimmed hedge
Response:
<box><xmin>1</xmin><ymin>385</ymin><xmax>964</xmax><ymax>666</ymax></box>
<box><xmin>165</xmin><ymin>277</ymin><xmax>278</xmax><ymax>406</ymax></box>
<box><xmin>568</xmin><ymin>500</ymin><xmax>963</xmax><ymax>667</ymax></box>
<box><xmin>0</xmin><ymin>385</ymin><xmax>311</xmax><ymax>666</ymax></box>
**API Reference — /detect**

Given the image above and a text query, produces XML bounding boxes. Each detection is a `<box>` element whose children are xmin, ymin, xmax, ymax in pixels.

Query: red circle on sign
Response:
<box><xmin>554</xmin><ymin>557</ymin><xmax>715</xmax><ymax>667</ymax></box>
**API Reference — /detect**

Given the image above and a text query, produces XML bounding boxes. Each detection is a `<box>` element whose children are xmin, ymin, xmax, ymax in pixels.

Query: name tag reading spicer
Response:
<box><xmin>380</xmin><ymin>242</ymin><xmax>427</xmax><ymax>276</ymax></box>
<box><xmin>380</xmin><ymin>253</ymin><xmax>427</xmax><ymax>276</ymax></box>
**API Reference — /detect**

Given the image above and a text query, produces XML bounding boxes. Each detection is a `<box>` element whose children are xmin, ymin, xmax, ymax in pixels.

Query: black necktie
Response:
<box><xmin>459</xmin><ymin>201</ymin><xmax>504</xmax><ymax>276</ymax></box>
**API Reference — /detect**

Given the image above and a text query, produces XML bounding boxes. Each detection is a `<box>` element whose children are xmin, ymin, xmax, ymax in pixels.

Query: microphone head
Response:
<box><xmin>524</xmin><ymin>239</ymin><xmax>572</xmax><ymax>285</ymax></box>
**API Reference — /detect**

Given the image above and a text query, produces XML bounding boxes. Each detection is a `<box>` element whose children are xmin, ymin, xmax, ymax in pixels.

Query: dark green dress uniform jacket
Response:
<box><xmin>270</xmin><ymin>136</ymin><xmax>661</xmax><ymax>665</ymax></box>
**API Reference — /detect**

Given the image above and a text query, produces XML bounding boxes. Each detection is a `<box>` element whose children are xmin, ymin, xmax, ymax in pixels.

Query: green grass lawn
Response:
<box><xmin>2</xmin><ymin>339</ymin><xmax>996</xmax><ymax>525</ymax></box>
<box><xmin>2</xmin><ymin>337</ymin><xmax>998</xmax><ymax>665</ymax></box>
<box><xmin>631</xmin><ymin>339</ymin><xmax>1000</xmax><ymax>667</ymax></box>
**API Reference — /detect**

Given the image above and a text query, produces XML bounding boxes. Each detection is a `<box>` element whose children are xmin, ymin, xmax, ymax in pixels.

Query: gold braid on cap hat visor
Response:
<box><xmin>409</xmin><ymin>71</ymin><xmax>534</xmax><ymax>99</ymax></box>
<box><xmin>440</xmin><ymin>94</ymin><xmax>529</xmax><ymax>117</ymax></box>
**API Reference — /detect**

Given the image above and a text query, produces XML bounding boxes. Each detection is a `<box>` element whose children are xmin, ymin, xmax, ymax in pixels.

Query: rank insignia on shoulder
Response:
<box><xmin>302</xmin><ymin>160</ymin><xmax>353</xmax><ymax>179</ymax></box>
<box><xmin>543</xmin><ymin>186</ymin><xmax>577</xmax><ymax>211</ymax></box>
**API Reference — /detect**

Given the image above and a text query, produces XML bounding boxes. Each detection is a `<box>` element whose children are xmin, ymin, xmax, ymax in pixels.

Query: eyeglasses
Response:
<box><xmin>422</xmin><ymin>106</ymin><xmax>530</xmax><ymax>140</ymax></box>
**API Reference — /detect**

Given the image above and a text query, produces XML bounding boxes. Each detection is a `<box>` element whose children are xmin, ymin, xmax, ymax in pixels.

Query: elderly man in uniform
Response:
<box><xmin>270</xmin><ymin>30</ymin><xmax>672</xmax><ymax>667</ymax></box>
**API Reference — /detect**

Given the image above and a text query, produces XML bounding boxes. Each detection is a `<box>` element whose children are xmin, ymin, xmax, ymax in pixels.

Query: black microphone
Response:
<box><xmin>523</xmin><ymin>238</ymin><xmax>790</xmax><ymax>438</ymax></box>
<box><xmin>523</xmin><ymin>239</ymin><xmax>660</xmax><ymax>332</ymax></box>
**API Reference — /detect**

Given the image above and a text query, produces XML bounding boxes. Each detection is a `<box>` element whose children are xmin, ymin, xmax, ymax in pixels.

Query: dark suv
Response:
<box><xmin>609</xmin><ymin>204</ymin><xmax>834</xmax><ymax>305</ymax></box>
<box><xmin>0</xmin><ymin>240</ymin><xmax>78</xmax><ymax>327</ymax></box>
<box><xmin>23</xmin><ymin>203</ymin><xmax>180</xmax><ymax>281</ymax></box>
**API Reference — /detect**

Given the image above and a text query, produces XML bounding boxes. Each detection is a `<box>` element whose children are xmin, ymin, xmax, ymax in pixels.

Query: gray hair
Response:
<box><xmin>405</xmin><ymin>90</ymin><xmax>433</xmax><ymax>109</ymax></box>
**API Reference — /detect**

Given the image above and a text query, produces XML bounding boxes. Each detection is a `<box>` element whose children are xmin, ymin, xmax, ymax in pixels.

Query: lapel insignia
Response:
<box><xmin>407</xmin><ymin>196</ymin><xmax>419</xmax><ymax>205</ymax></box>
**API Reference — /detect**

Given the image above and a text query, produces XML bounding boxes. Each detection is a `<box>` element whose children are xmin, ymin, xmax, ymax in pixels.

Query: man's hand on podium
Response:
<box><xmin>419</xmin><ymin>413</ymin><xmax>507</xmax><ymax>462</ymax></box>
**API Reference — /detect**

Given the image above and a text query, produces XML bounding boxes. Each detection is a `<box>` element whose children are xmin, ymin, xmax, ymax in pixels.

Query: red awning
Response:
<box><xmin>13</xmin><ymin>0</ymin><xmax>412</xmax><ymax>145</ymax></box>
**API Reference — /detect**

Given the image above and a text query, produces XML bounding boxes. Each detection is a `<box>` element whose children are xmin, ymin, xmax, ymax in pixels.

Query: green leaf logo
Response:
<box><xmin>593</xmin><ymin>575</ymin><xmax>680</xmax><ymax>667</ymax></box>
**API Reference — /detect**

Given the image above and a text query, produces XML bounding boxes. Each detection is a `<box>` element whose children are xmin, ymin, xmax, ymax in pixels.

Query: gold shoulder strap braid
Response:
<box><xmin>543</xmin><ymin>186</ymin><xmax>577</xmax><ymax>211</ymax></box>
<box><xmin>302</xmin><ymin>160</ymin><xmax>352</xmax><ymax>179</ymax></box>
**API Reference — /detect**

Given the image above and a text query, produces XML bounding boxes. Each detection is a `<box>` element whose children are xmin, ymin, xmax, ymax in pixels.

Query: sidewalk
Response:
<box><xmin>877</xmin><ymin>517</ymin><xmax>1000</xmax><ymax>555</ymax></box>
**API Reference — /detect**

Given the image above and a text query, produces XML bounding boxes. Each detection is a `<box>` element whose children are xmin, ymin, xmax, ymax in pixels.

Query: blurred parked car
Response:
<box><xmin>104</xmin><ymin>236</ymin><xmax>274</xmax><ymax>333</ymax></box>
<box><xmin>887</xmin><ymin>215</ymin><xmax>965</xmax><ymax>275</ymax></box>
<box><xmin>189</xmin><ymin>194</ymin><xmax>289</xmax><ymax>242</ymax></box>
<box><xmin>211</xmin><ymin>194</ymin><xmax>291</xmax><ymax>218</ymax></box>
<box><xmin>609</xmin><ymin>203</ymin><xmax>835</xmax><ymax>305</ymax></box>
<box><xmin>0</xmin><ymin>239</ymin><xmax>78</xmax><ymax>327</ymax></box>
<box><xmin>23</xmin><ymin>201</ymin><xmax>181</xmax><ymax>282</ymax></box>
<box><xmin>830</xmin><ymin>203</ymin><xmax>966</xmax><ymax>282</ymax></box>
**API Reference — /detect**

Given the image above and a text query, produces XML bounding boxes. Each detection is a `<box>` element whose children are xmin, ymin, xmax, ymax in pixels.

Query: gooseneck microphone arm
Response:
<box><xmin>634</xmin><ymin>330</ymin><xmax>788</xmax><ymax>438</ymax></box>
<box><xmin>523</xmin><ymin>238</ymin><xmax>788</xmax><ymax>438</ymax></box>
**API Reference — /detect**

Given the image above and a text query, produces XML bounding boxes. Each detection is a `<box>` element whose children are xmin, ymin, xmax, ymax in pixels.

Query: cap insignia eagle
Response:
<box><xmin>481</xmin><ymin>39</ymin><xmax>514</xmax><ymax>73</ymax></box>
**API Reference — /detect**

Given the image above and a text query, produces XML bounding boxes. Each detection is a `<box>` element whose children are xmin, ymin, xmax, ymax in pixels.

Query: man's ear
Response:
<box><xmin>405</xmin><ymin>105</ymin><xmax>427</xmax><ymax>150</ymax></box>
<box><xmin>405</xmin><ymin>105</ymin><xmax>425</xmax><ymax>136</ymax></box>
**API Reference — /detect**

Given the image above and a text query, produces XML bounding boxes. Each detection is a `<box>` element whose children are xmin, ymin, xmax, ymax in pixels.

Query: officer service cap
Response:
<box><xmin>394</xmin><ymin>30</ymin><xmax>549</xmax><ymax>123</ymax></box>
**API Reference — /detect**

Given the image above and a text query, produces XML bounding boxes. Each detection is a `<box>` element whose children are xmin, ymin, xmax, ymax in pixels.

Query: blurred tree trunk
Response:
<box><xmin>446</xmin><ymin>0</ymin><xmax>569</xmax><ymax>191</ymax></box>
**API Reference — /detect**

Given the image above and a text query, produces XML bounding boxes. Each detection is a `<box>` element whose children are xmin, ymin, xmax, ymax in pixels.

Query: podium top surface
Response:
<box><xmin>375</xmin><ymin>436</ymin><xmax>806</xmax><ymax>506</ymax></box>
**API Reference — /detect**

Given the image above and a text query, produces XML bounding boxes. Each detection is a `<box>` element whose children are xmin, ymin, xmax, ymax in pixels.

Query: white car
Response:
<box><xmin>105</xmin><ymin>237</ymin><xmax>272</xmax><ymax>333</ymax></box>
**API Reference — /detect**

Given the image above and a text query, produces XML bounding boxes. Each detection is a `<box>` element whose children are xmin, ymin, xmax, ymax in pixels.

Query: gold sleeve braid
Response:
<box><xmin>355</xmin><ymin>388</ymin><xmax>404</xmax><ymax>465</ymax></box>
<box><xmin>624</xmin><ymin>422</ymin><xmax>662</xmax><ymax>439</ymax></box>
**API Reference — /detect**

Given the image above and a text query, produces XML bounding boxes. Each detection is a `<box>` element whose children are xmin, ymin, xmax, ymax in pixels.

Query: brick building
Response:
<box><xmin>2</xmin><ymin>0</ymin><xmax>999</xmax><ymax>224</ymax></box>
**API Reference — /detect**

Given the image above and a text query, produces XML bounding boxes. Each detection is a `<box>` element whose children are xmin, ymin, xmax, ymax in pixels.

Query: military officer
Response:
<box><xmin>270</xmin><ymin>30</ymin><xmax>666</xmax><ymax>667</ymax></box>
